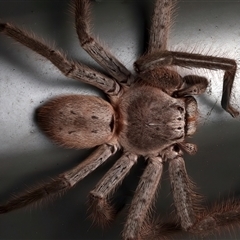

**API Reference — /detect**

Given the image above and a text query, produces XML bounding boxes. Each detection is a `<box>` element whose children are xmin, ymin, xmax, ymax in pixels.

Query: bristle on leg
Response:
<box><xmin>88</xmin><ymin>193</ymin><xmax>116</xmax><ymax>228</ymax></box>
<box><xmin>190</xmin><ymin>198</ymin><xmax>240</xmax><ymax>236</ymax></box>
<box><xmin>140</xmin><ymin>219</ymin><xmax>182</xmax><ymax>240</ymax></box>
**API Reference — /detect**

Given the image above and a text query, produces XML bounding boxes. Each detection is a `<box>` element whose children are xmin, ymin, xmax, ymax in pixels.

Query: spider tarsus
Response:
<box><xmin>226</xmin><ymin>106</ymin><xmax>239</xmax><ymax>118</ymax></box>
<box><xmin>0</xmin><ymin>177</ymin><xmax>70</xmax><ymax>214</ymax></box>
<box><xmin>88</xmin><ymin>193</ymin><xmax>116</xmax><ymax>228</ymax></box>
<box><xmin>140</xmin><ymin>219</ymin><xmax>182</xmax><ymax>240</ymax></box>
<box><xmin>190</xmin><ymin>198</ymin><xmax>240</xmax><ymax>235</ymax></box>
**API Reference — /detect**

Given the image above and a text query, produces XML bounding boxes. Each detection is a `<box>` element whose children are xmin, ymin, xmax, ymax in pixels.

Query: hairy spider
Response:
<box><xmin>0</xmin><ymin>0</ymin><xmax>240</xmax><ymax>239</ymax></box>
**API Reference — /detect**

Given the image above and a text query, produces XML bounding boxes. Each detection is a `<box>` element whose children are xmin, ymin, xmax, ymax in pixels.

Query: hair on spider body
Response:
<box><xmin>117</xmin><ymin>83</ymin><xmax>198</xmax><ymax>156</ymax></box>
<box><xmin>37</xmin><ymin>66</ymin><xmax>199</xmax><ymax>157</ymax></box>
<box><xmin>37</xmin><ymin>95</ymin><xmax>116</xmax><ymax>149</ymax></box>
<box><xmin>0</xmin><ymin>0</ymin><xmax>239</xmax><ymax>239</ymax></box>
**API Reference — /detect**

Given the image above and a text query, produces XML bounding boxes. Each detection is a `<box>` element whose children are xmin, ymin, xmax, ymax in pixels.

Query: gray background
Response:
<box><xmin>0</xmin><ymin>0</ymin><xmax>240</xmax><ymax>239</ymax></box>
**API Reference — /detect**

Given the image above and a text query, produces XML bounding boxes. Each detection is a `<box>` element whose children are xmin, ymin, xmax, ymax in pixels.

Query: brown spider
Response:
<box><xmin>0</xmin><ymin>0</ymin><xmax>240</xmax><ymax>239</ymax></box>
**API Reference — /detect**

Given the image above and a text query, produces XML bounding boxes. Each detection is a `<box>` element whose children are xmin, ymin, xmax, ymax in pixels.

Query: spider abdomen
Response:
<box><xmin>118</xmin><ymin>86</ymin><xmax>186</xmax><ymax>155</ymax></box>
<box><xmin>37</xmin><ymin>95</ymin><xmax>115</xmax><ymax>149</ymax></box>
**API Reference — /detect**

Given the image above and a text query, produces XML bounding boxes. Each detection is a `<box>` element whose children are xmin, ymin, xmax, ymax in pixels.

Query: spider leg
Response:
<box><xmin>74</xmin><ymin>0</ymin><xmax>133</xmax><ymax>86</ymax></box>
<box><xmin>88</xmin><ymin>152</ymin><xmax>137</xmax><ymax>227</ymax></box>
<box><xmin>122</xmin><ymin>156</ymin><xmax>163</xmax><ymax>240</ymax></box>
<box><xmin>135</xmin><ymin>51</ymin><xmax>239</xmax><ymax>117</ymax></box>
<box><xmin>189</xmin><ymin>199</ymin><xmax>240</xmax><ymax>235</ymax></box>
<box><xmin>170</xmin><ymin>155</ymin><xmax>240</xmax><ymax>236</ymax></box>
<box><xmin>168</xmin><ymin>155</ymin><xmax>198</xmax><ymax>231</ymax></box>
<box><xmin>0</xmin><ymin>144</ymin><xmax>117</xmax><ymax>214</ymax></box>
<box><xmin>148</xmin><ymin>0</ymin><xmax>176</xmax><ymax>53</ymax></box>
<box><xmin>0</xmin><ymin>23</ymin><xmax>120</xmax><ymax>97</ymax></box>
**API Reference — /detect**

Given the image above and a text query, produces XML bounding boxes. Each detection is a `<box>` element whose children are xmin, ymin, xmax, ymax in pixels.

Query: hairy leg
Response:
<box><xmin>148</xmin><ymin>0</ymin><xmax>176</xmax><ymax>53</ymax></box>
<box><xmin>0</xmin><ymin>23</ymin><xmax>120</xmax><ymax>97</ymax></box>
<box><xmin>89</xmin><ymin>152</ymin><xmax>137</xmax><ymax>227</ymax></box>
<box><xmin>74</xmin><ymin>0</ymin><xmax>133</xmax><ymax>86</ymax></box>
<box><xmin>0</xmin><ymin>144</ymin><xmax>117</xmax><ymax>213</ymax></box>
<box><xmin>135</xmin><ymin>51</ymin><xmax>239</xmax><ymax>117</ymax></box>
<box><xmin>169</xmin><ymin>155</ymin><xmax>198</xmax><ymax>231</ymax></box>
<box><xmin>122</xmin><ymin>156</ymin><xmax>163</xmax><ymax>240</ymax></box>
<box><xmin>168</xmin><ymin>150</ymin><xmax>240</xmax><ymax>237</ymax></box>
<box><xmin>190</xmin><ymin>199</ymin><xmax>240</xmax><ymax>235</ymax></box>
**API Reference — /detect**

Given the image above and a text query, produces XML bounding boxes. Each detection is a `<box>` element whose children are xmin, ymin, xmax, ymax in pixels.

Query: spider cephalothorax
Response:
<box><xmin>118</xmin><ymin>84</ymin><xmax>198</xmax><ymax>156</ymax></box>
<box><xmin>0</xmin><ymin>0</ymin><xmax>239</xmax><ymax>239</ymax></box>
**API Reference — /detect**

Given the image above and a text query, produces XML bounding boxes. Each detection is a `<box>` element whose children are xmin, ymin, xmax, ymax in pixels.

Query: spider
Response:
<box><xmin>0</xmin><ymin>0</ymin><xmax>240</xmax><ymax>239</ymax></box>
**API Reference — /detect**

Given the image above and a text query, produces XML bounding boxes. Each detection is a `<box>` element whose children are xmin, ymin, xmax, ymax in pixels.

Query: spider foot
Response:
<box><xmin>190</xmin><ymin>216</ymin><xmax>216</xmax><ymax>235</ymax></box>
<box><xmin>139</xmin><ymin>219</ymin><xmax>182</xmax><ymax>240</ymax></box>
<box><xmin>223</xmin><ymin>105</ymin><xmax>239</xmax><ymax>118</ymax></box>
<box><xmin>189</xmin><ymin>198</ymin><xmax>240</xmax><ymax>236</ymax></box>
<box><xmin>0</xmin><ymin>177</ymin><xmax>71</xmax><ymax>214</ymax></box>
<box><xmin>88</xmin><ymin>193</ymin><xmax>115</xmax><ymax>228</ymax></box>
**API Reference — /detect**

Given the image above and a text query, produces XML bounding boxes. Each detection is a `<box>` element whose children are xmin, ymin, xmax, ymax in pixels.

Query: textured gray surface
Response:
<box><xmin>0</xmin><ymin>0</ymin><xmax>240</xmax><ymax>239</ymax></box>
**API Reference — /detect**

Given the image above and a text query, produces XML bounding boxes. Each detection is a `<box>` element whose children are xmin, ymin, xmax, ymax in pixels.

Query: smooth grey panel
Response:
<box><xmin>0</xmin><ymin>0</ymin><xmax>240</xmax><ymax>239</ymax></box>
